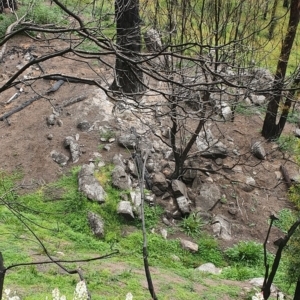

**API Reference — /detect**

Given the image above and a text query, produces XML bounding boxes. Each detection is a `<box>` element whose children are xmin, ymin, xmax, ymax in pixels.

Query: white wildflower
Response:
<box><xmin>125</xmin><ymin>292</ymin><xmax>133</xmax><ymax>300</ymax></box>
<box><xmin>3</xmin><ymin>289</ymin><xmax>20</xmax><ymax>300</ymax></box>
<box><xmin>73</xmin><ymin>281</ymin><xmax>88</xmax><ymax>300</ymax></box>
<box><xmin>52</xmin><ymin>288</ymin><xmax>66</xmax><ymax>300</ymax></box>
<box><xmin>252</xmin><ymin>292</ymin><xmax>264</xmax><ymax>300</ymax></box>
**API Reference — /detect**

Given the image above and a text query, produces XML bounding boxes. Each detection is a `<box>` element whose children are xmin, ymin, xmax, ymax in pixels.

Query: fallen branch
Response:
<box><xmin>43</xmin><ymin>74</ymin><xmax>101</xmax><ymax>85</ymax></box>
<box><xmin>61</xmin><ymin>94</ymin><xmax>88</xmax><ymax>108</ymax></box>
<box><xmin>0</xmin><ymin>14</ymin><xmax>26</xmax><ymax>61</ymax></box>
<box><xmin>0</xmin><ymin>80</ymin><xmax>64</xmax><ymax>122</ymax></box>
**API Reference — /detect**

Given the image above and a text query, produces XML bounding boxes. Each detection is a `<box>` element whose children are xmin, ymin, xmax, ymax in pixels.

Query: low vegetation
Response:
<box><xmin>0</xmin><ymin>165</ymin><xmax>295</xmax><ymax>299</ymax></box>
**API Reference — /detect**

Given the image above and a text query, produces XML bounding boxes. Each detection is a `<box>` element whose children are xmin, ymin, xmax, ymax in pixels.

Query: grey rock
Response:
<box><xmin>64</xmin><ymin>136</ymin><xmax>81</xmax><ymax>163</ymax></box>
<box><xmin>50</xmin><ymin>150</ymin><xmax>69</xmax><ymax>166</ymax></box>
<box><xmin>196</xmin><ymin>211</ymin><xmax>212</xmax><ymax>224</ymax></box>
<box><xmin>57</xmin><ymin>119</ymin><xmax>63</xmax><ymax>127</ymax></box>
<box><xmin>117</xmin><ymin>201</ymin><xmax>135</xmax><ymax>220</ymax></box>
<box><xmin>77</xmin><ymin>120</ymin><xmax>91</xmax><ymax>131</ymax></box>
<box><xmin>145</xmin><ymin>193</ymin><xmax>156</xmax><ymax>205</ymax></box>
<box><xmin>171</xmin><ymin>180</ymin><xmax>188</xmax><ymax>198</ymax></box>
<box><xmin>180</xmin><ymin>239</ymin><xmax>198</xmax><ymax>253</ymax></box>
<box><xmin>251</xmin><ymin>94</ymin><xmax>266</xmax><ymax>106</ymax></box>
<box><xmin>175</xmin><ymin>195</ymin><xmax>191</xmax><ymax>215</ymax></box>
<box><xmin>47</xmin><ymin>134</ymin><xmax>53</xmax><ymax>140</ymax></box>
<box><xmin>295</xmin><ymin>128</ymin><xmax>300</xmax><ymax>138</ymax></box>
<box><xmin>152</xmin><ymin>172</ymin><xmax>168</xmax><ymax>196</ymax></box>
<box><xmin>222</xmin><ymin>106</ymin><xmax>232</xmax><ymax>121</ymax></box>
<box><xmin>47</xmin><ymin>114</ymin><xmax>56</xmax><ymax>126</ymax></box>
<box><xmin>87</xmin><ymin>211</ymin><xmax>104</xmax><ymax>238</ymax></box>
<box><xmin>251</xmin><ymin>141</ymin><xmax>266</xmax><ymax>160</ymax></box>
<box><xmin>144</xmin><ymin>28</ymin><xmax>162</xmax><ymax>52</ymax></box>
<box><xmin>196</xmin><ymin>128</ymin><xmax>228</xmax><ymax>158</ymax></box>
<box><xmin>242</xmin><ymin>176</ymin><xmax>256</xmax><ymax>192</ymax></box>
<box><xmin>112</xmin><ymin>165</ymin><xmax>132</xmax><ymax>190</ymax></box>
<box><xmin>112</xmin><ymin>154</ymin><xmax>126</xmax><ymax>168</ymax></box>
<box><xmin>118</xmin><ymin>133</ymin><xmax>137</xmax><ymax>149</ymax></box>
<box><xmin>212</xmin><ymin>215</ymin><xmax>231</xmax><ymax>240</ymax></box>
<box><xmin>160</xmin><ymin>228</ymin><xmax>168</xmax><ymax>239</ymax></box>
<box><xmin>196</xmin><ymin>183</ymin><xmax>221</xmax><ymax>211</ymax></box>
<box><xmin>130</xmin><ymin>189</ymin><xmax>142</xmax><ymax>208</ymax></box>
<box><xmin>249</xmin><ymin>278</ymin><xmax>277</xmax><ymax>293</ymax></box>
<box><xmin>78</xmin><ymin>163</ymin><xmax>106</xmax><ymax>203</ymax></box>
<box><xmin>196</xmin><ymin>263</ymin><xmax>222</xmax><ymax>275</ymax></box>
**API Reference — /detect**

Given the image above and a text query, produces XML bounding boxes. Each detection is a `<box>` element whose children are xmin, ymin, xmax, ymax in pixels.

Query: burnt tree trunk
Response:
<box><xmin>110</xmin><ymin>0</ymin><xmax>145</xmax><ymax>95</ymax></box>
<box><xmin>0</xmin><ymin>0</ymin><xmax>17</xmax><ymax>13</ymax></box>
<box><xmin>262</xmin><ymin>0</ymin><xmax>300</xmax><ymax>140</ymax></box>
<box><xmin>294</xmin><ymin>278</ymin><xmax>300</xmax><ymax>300</ymax></box>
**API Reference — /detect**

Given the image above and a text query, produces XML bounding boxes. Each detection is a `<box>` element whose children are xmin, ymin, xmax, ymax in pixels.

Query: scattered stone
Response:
<box><xmin>112</xmin><ymin>154</ymin><xmax>126</xmax><ymax>168</ymax></box>
<box><xmin>221</xmin><ymin>106</ymin><xmax>232</xmax><ymax>121</ymax></box>
<box><xmin>251</xmin><ymin>141</ymin><xmax>266</xmax><ymax>160</ymax></box>
<box><xmin>228</xmin><ymin>202</ymin><xmax>237</xmax><ymax>215</ymax></box>
<box><xmin>242</xmin><ymin>176</ymin><xmax>256</xmax><ymax>192</ymax></box>
<box><xmin>162</xmin><ymin>216</ymin><xmax>171</xmax><ymax>226</ymax></box>
<box><xmin>160</xmin><ymin>228</ymin><xmax>168</xmax><ymax>239</ymax></box>
<box><xmin>47</xmin><ymin>114</ymin><xmax>56</xmax><ymax>126</ymax></box>
<box><xmin>112</xmin><ymin>165</ymin><xmax>132</xmax><ymax>190</ymax></box>
<box><xmin>47</xmin><ymin>133</ymin><xmax>53</xmax><ymax>140</ymax></box>
<box><xmin>64</xmin><ymin>136</ymin><xmax>81</xmax><ymax>163</ymax></box>
<box><xmin>77</xmin><ymin>120</ymin><xmax>91</xmax><ymax>131</ymax></box>
<box><xmin>117</xmin><ymin>201</ymin><xmax>135</xmax><ymax>220</ymax></box>
<box><xmin>196</xmin><ymin>263</ymin><xmax>222</xmax><ymax>275</ymax></box>
<box><xmin>108</xmin><ymin>138</ymin><xmax>115</xmax><ymax>143</ymax></box>
<box><xmin>295</xmin><ymin>128</ymin><xmax>300</xmax><ymax>138</ymax></box>
<box><xmin>50</xmin><ymin>150</ymin><xmax>69</xmax><ymax>166</ymax></box>
<box><xmin>78</xmin><ymin>163</ymin><xmax>106</xmax><ymax>203</ymax></box>
<box><xmin>251</xmin><ymin>94</ymin><xmax>266</xmax><ymax>106</ymax></box>
<box><xmin>171</xmin><ymin>254</ymin><xmax>180</xmax><ymax>261</ymax></box>
<box><xmin>171</xmin><ymin>180</ymin><xmax>188</xmax><ymax>198</ymax></box>
<box><xmin>87</xmin><ymin>211</ymin><xmax>104</xmax><ymax>238</ymax></box>
<box><xmin>103</xmin><ymin>145</ymin><xmax>111</xmax><ymax>151</ymax></box>
<box><xmin>180</xmin><ymin>239</ymin><xmax>198</xmax><ymax>253</ymax></box>
<box><xmin>57</xmin><ymin>119</ymin><xmax>63</xmax><ymax>127</ymax></box>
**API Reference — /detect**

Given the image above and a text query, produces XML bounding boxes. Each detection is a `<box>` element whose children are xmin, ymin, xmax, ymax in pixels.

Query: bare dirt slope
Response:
<box><xmin>0</xmin><ymin>35</ymin><xmax>299</xmax><ymax>299</ymax></box>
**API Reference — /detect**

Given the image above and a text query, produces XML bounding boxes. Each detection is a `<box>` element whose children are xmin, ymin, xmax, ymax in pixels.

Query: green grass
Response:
<box><xmin>0</xmin><ymin>166</ymin><xmax>296</xmax><ymax>299</ymax></box>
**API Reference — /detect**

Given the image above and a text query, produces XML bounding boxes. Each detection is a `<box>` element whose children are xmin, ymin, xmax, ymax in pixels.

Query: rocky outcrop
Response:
<box><xmin>78</xmin><ymin>163</ymin><xmax>106</xmax><ymax>203</ymax></box>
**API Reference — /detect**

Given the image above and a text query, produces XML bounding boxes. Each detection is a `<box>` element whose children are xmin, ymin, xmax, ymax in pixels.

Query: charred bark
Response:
<box><xmin>110</xmin><ymin>0</ymin><xmax>145</xmax><ymax>95</ymax></box>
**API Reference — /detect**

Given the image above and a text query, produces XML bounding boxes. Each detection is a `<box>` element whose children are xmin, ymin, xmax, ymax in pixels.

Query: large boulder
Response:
<box><xmin>78</xmin><ymin>163</ymin><xmax>106</xmax><ymax>203</ymax></box>
<box><xmin>196</xmin><ymin>183</ymin><xmax>221</xmax><ymax>211</ymax></box>
<box><xmin>152</xmin><ymin>172</ymin><xmax>168</xmax><ymax>196</ymax></box>
<box><xmin>171</xmin><ymin>180</ymin><xmax>190</xmax><ymax>215</ymax></box>
<box><xmin>212</xmin><ymin>215</ymin><xmax>231</xmax><ymax>240</ymax></box>
<box><xmin>64</xmin><ymin>136</ymin><xmax>80</xmax><ymax>163</ymax></box>
<box><xmin>112</xmin><ymin>165</ymin><xmax>132</xmax><ymax>190</ymax></box>
<box><xmin>196</xmin><ymin>128</ymin><xmax>228</xmax><ymax>158</ymax></box>
<box><xmin>117</xmin><ymin>201</ymin><xmax>135</xmax><ymax>220</ymax></box>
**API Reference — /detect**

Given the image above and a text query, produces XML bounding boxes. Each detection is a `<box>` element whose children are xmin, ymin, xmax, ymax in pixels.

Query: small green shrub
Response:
<box><xmin>276</xmin><ymin>135</ymin><xmax>299</xmax><ymax>154</ymax></box>
<box><xmin>273</xmin><ymin>208</ymin><xmax>296</xmax><ymax>233</ymax></box>
<box><xmin>225</xmin><ymin>241</ymin><xmax>263</xmax><ymax>266</ymax></box>
<box><xmin>180</xmin><ymin>213</ymin><xmax>204</xmax><ymax>237</ymax></box>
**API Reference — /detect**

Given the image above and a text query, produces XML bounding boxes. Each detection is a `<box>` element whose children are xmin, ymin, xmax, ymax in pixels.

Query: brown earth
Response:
<box><xmin>0</xmin><ymin>33</ymin><xmax>299</xmax><ymax>299</ymax></box>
